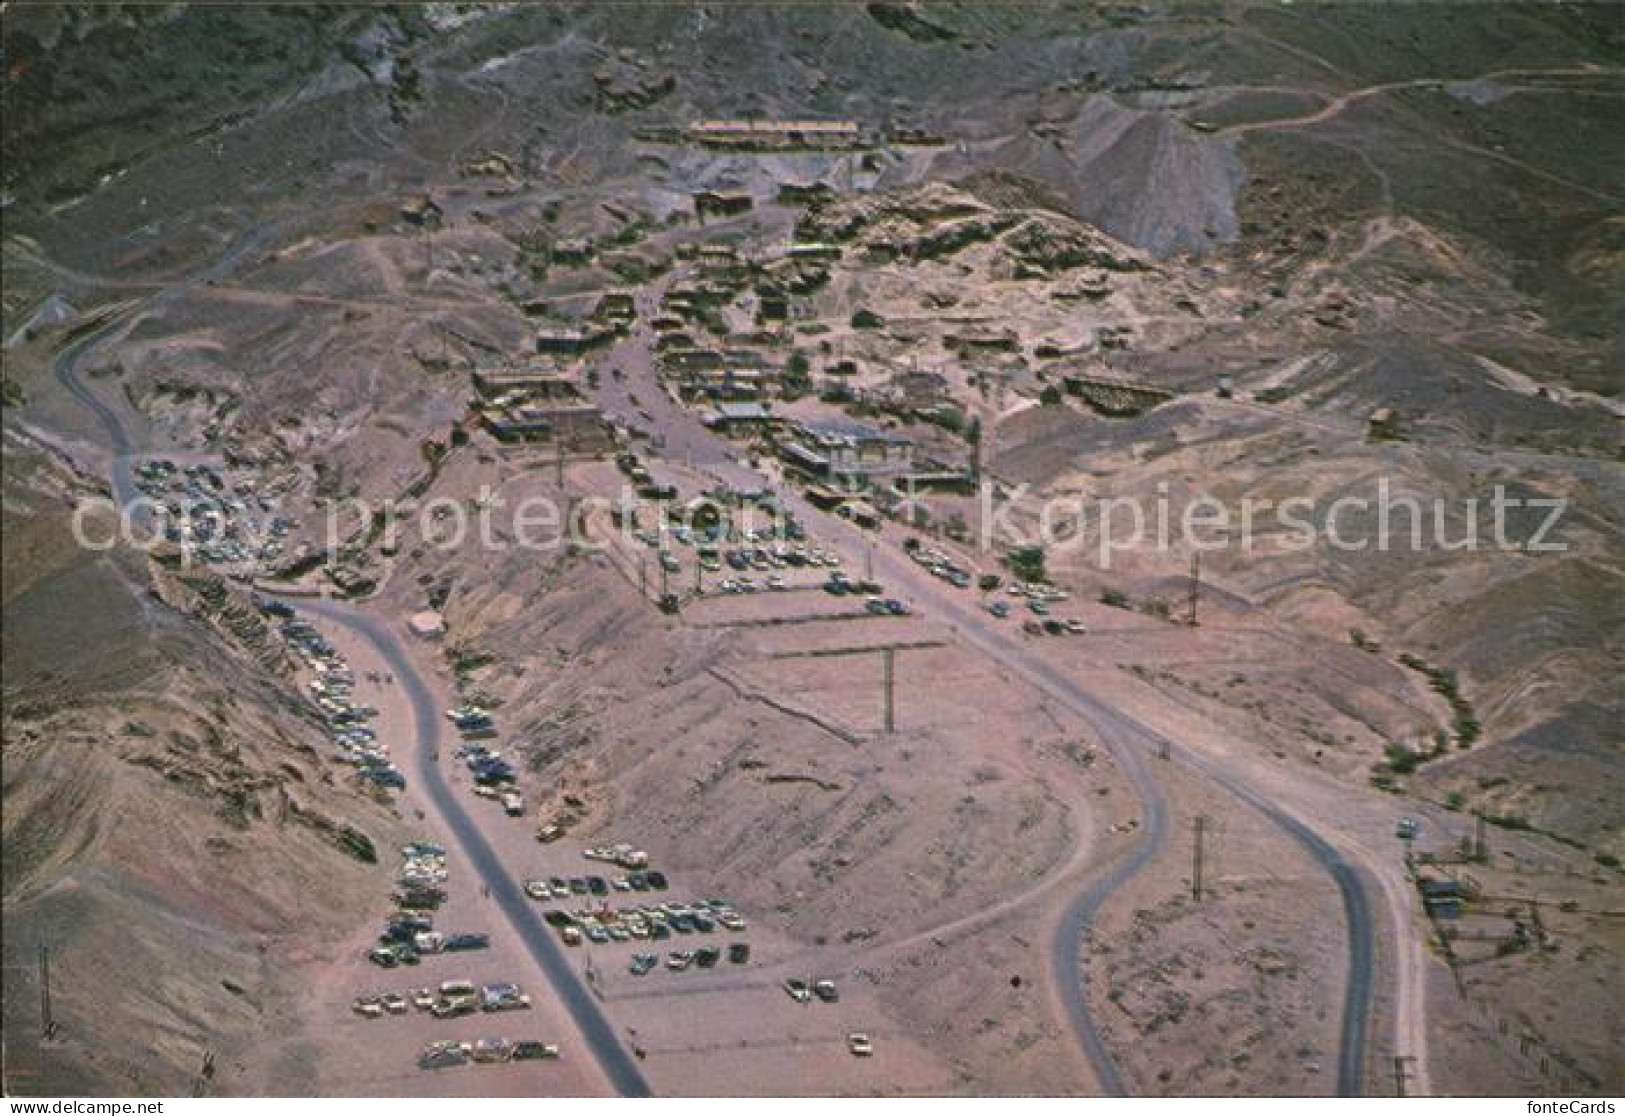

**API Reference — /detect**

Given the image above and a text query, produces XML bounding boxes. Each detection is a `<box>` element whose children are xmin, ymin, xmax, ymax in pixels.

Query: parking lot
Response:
<box><xmin>270</xmin><ymin>618</ymin><xmax>609</xmax><ymax>1097</ymax></box>
<box><xmin>130</xmin><ymin>455</ymin><xmax>300</xmax><ymax>575</ymax></box>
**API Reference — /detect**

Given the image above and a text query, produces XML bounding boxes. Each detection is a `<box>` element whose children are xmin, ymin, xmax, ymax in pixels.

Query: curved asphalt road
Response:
<box><xmin>781</xmin><ymin>492</ymin><xmax>1375</xmax><ymax>1096</ymax></box>
<box><xmin>55</xmin><ymin>319</ymin><xmax>133</xmax><ymax>457</ymax></box>
<box><xmin>300</xmin><ymin>599</ymin><xmax>653</xmax><ymax>1098</ymax></box>
<box><xmin>596</xmin><ymin>306</ymin><xmax>1377</xmax><ymax>1095</ymax></box>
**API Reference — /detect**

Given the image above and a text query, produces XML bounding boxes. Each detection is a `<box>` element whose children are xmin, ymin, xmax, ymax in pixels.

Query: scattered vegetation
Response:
<box><xmin>1398</xmin><ymin>652</ymin><xmax>1481</xmax><ymax>747</ymax></box>
<box><xmin>1349</xmin><ymin>628</ymin><xmax>1382</xmax><ymax>653</ymax></box>
<box><xmin>1005</xmin><ymin>544</ymin><xmax>1047</xmax><ymax>584</ymax></box>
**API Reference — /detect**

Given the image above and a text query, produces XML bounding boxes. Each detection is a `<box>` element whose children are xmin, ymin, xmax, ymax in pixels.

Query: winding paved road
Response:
<box><xmin>792</xmin><ymin>506</ymin><xmax>1375</xmax><ymax>1096</ymax></box>
<box><xmin>47</xmin><ymin>229</ymin><xmax>654</xmax><ymax>1099</ymax></box>
<box><xmin>590</xmin><ymin>300</ymin><xmax>1379</xmax><ymax>1095</ymax></box>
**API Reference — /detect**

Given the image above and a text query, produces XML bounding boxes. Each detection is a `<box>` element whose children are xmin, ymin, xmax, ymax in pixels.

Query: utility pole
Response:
<box><xmin>1475</xmin><ymin>813</ymin><xmax>1488</xmax><ymax>862</ymax></box>
<box><xmin>191</xmin><ymin>1047</ymin><xmax>214</xmax><ymax>1097</ymax></box>
<box><xmin>881</xmin><ymin>647</ymin><xmax>896</xmax><ymax>734</ymax></box>
<box><xmin>1186</xmin><ymin>551</ymin><xmax>1201</xmax><ymax>627</ymax></box>
<box><xmin>639</xmin><ymin>556</ymin><xmax>647</xmax><ymax>599</ymax></box>
<box><xmin>1392</xmin><ymin>1054</ymin><xmax>1414</xmax><ymax>1097</ymax></box>
<box><xmin>1192</xmin><ymin>815</ymin><xmax>1207</xmax><ymax>901</ymax></box>
<box><xmin>39</xmin><ymin>946</ymin><xmax>53</xmax><ymax>1040</ymax></box>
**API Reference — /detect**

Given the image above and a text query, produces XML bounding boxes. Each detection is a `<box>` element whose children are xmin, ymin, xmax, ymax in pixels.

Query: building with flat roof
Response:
<box><xmin>471</xmin><ymin>363</ymin><xmax>613</xmax><ymax>452</ymax></box>
<box><xmin>535</xmin><ymin>323</ymin><xmax>620</xmax><ymax>356</ymax></box>
<box><xmin>704</xmin><ymin>401</ymin><xmax>779</xmax><ymax>435</ymax></box>
<box><xmin>473</xmin><ymin>367</ymin><xmax>583</xmax><ymax>400</ymax></box>
<box><xmin>780</xmin><ymin>417</ymin><xmax>914</xmax><ymax>486</ymax></box>
<box><xmin>480</xmin><ymin>402</ymin><xmax>613</xmax><ymax>448</ymax></box>
<box><xmin>684</xmin><ymin>119</ymin><xmax>863</xmax><ymax>150</ymax></box>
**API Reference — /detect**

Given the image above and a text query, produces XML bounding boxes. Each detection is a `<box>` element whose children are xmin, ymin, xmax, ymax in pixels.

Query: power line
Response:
<box><xmin>1392</xmin><ymin>1054</ymin><xmax>1414</xmax><ymax>1097</ymax></box>
<box><xmin>39</xmin><ymin>946</ymin><xmax>54</xmax><ymax>1040</ymax></box>
<box><xmin>881</xmin><ymin>646</ymin><xmax>895</xmax><ymax>734</ymax></box>
<box><xmin>1192</xmin><ymin>815</ymin><xmax>1207</xmax><ymax>901</ymax></box>
<box><xmin>1186</xmin><ymin>551</ymin><xmax>1201</xmax><ymax>627</ymax></box>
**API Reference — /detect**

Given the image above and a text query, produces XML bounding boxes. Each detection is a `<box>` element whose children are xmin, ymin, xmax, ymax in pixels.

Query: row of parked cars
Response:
<box><xmin>262</xmin><ymin>601</ymin><xmax>405</xmax><ymax>790</ymax></box>
<box><xmin>719</xmin><ymin>542</ymin><xmax>841</xmax><ymax>572</ymax></box>
<box><xmin>629</xmin><ymin>943</ymin><xmax>751</xmax><ymax>974</ymax></box>
<box><xmin>447</xmin><ymin>705</ymin><xmax>532</xmax><ymax>817</ymax></box>
<box><xmin>904</xmin><ymin>540</ymin><xmax>972</xmax><ymax>589</ymax></box>
<box><xmin>419</xmin><ymin>1037</ymin><xmax>558</xmax><ymax>1070</ymax></box>
<box><xmin>353</xmin><ymin>980</ymin><xmax>528</xmax><ymax>1019</ymax></box>
<box><xmin>524</xmin><ymin>868</ymin><xmax>669</xmax><ymax>902</ymax></box>
<box><xmin>539</xmin><ymin>897</ymin><xmax>747</xmax><ymax>946</ymax></box>
<box><xmin>371</xmin><ymin>843</ymin><xmax>490</xmax><ymax>966</ymax></box>
<box><xmin>458</xmin><ymin>741</ymin><xmax>525</xmax><ymax>816</ymax></box>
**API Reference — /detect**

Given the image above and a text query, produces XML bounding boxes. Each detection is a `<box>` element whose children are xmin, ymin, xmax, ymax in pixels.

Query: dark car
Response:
<box><xmin>362</xmin><ymin>767</ymin><xmax>406</xmax><ymax>789</ymax></box>
<box><xmin>646</xmin><ymin>871</ymin><xmax>669</xmax><ymax>890</ymax></box>
<box><xmin>395</xmin><ymin>887</ymin><xmax>446</xmax><ymax>910</ymax></box>
<box><xmin>543</xmin><ymin>910</ymin><xmax>575</xmax><ymax>928</ymax></box>
<box><xmin>628</xmin><ymin>872</ymin><xmax>650</xmax><ymax>891</ymax></box>
<box><xmin>695</xmin><ymin>947</ymin><xmax>721</xmax><ymax>969</ymax></box>
<box><xmin>444</xmin><ymin>933</ymin><xmax>490</xmax><ymax>952</ymax></box>
<box><xmin>727</xmin><ymin>942</ymin><xmax>751</xmax><ymax>964</ymax></box>
<box><xmin>586</xmin><ymin>876</ymin><xmax>609</xmax><ymax>896</ymax></box>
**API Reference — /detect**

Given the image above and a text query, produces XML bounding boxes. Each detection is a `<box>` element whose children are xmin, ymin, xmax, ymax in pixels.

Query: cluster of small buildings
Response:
<box><xmin>653</xmin><ymin>243</ymin><xmax>797</xmax><ymax>408</ymax></box>
<box><xmin>471</xmin><ymin>290</ymin><xmax>634</xmax><ymax>450</ymax></box>
<box><xmin>472</xmin><ymin>365</ymin><xmax>613</xmax><ymax>449</ymax></box>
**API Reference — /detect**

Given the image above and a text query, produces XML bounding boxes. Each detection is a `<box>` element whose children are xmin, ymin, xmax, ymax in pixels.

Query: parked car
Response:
<box><xmin>784</xmin><ymin>978</ymin><xmax>812</xmax><ymax>1003</ymax></box>
<box><xmin>813</xmin><ymin>979</ymin><xmax>839</xmax><ymax>1003</ymax></box>
<box><xmin>481</xmin><ymin>982</ymin><xmax>531</xmax><ymax>1012</ymax></box>
<box><xmin>848</xmin><ymin>1032</ymin><xmax>874</xmax><ymax>1057</ymax></box>
<box><xmin>470</xmin><ymin>1038</ymin><xmax>513</xmax><ymax>1063</ymax></box>
<box><xmin>418</xmin><ymin>1041</ymin><xmax>470</xmax><ymax>1070</ymax></box>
